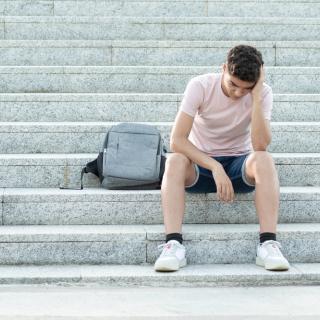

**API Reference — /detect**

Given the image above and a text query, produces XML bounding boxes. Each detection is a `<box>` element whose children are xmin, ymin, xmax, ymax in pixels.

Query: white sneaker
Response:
<box><xmin>154</xmin><ymin>240</ymin><xmax>187</xmax><ymax>272</ymax></box>
<box><xmin>256</xmin><ymin>240</ymin><xmax>290</xmax><ymax>271</ymax></box>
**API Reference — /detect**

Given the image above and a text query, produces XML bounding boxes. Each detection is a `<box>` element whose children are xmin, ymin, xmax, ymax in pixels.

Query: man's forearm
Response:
<box><xmin>251</xmin><ymin>97</ymin><xmax>271</xmax><ymax>151</ymax></box>
<box><xmin>170</xmin><ymin>138</ymin><xmax>222</xmax><ymax>172</ymax></box>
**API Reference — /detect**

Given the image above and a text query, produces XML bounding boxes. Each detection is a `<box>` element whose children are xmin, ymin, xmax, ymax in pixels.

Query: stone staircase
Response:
<box><xmin>0</xmin><ymin>0</ymin><xmax>320</xmax><ymax>286</ymax></box>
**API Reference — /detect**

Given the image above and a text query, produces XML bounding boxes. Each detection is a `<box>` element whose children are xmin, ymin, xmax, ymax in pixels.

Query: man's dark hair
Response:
<box><xmin>227</xmin><ymin>45</ymin><xmax>264</xmax><ymax>83</ymax></box>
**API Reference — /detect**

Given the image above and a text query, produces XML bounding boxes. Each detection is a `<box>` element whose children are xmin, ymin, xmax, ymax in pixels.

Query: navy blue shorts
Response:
<box><xmin>185</xmin><ymin>153</ymin><xmax>255</xmax><ymax>194</ymax></box>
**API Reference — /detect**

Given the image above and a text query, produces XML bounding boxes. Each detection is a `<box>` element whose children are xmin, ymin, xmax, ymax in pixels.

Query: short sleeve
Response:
<box><xmin>179</xmin><ymin>78</ymin><xmax>204</xmax><ymax>118</ymax></box>
<box><xmin>261</xmin><ymin>85</ymin><xmax>273</xmax><ymax>120</ymax></box>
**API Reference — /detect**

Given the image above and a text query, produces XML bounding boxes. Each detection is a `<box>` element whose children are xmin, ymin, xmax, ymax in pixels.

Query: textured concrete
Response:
<box><xmin>0</xmin><ymin>153</ymin><xmax>318</xmax><ymax>188</ymax></box>
<box><xmin>1</xmin><ymin>40</ymin><xmax>320</xmax><ymax>66</ymax></box>
<box><xmin>0</xmin><ymin>263</ymin><xmax>317</xmax><ymax>286</ymax></box>
<box><xmin>1</xmin><ymin>66</ymin><xmax>320</xmax><ymax>93</ymax></box>
<box><xmin>51</xmin><ymin>1</ymin><xmax>320</xmax><ymax>18</ymax></box>
<box><xmin>54</xmin><ymin>1</ymin><xmax>206</xmax><ymax>17</ymax></box>
<box><xmin>0</xmin><ymin>93</ymin><xmax>319</xmax><ymax>122</ymax></box>
<box><xmin>2</xmin><ymin>0</ymin><xmax>320</xmax><ymax>18</ymax></box>
<box><xmin>4</xmin><ymin>1</ymin><xmax>53</xmax><ymax>16</ymax></box>
<box><xmin>0</xmin><ymin>224</ymin><xmax>319</xmax><ymax>264</ymax></box>
<box><xmin>2</xmin><ymin>187</ymin><xmax>320</xmax><ymax>225</ymax></box>
<box><xmin>0</xmin><ymin>94</ymin><xmax>178</xmax><ymax>122</ymax></box>
<box><xmin>0</xmin><ymin>122</ymin><xmax>319</xmax><ymax>153</ymax></box>
<box><xmin>4</xmin><ymin>16</ymin><xmax>320</xmax><ymax>41</ymax></box>
<box><xmin>0</xmin><ymin>284</ymin><xmax>320</xmax><ymax>319</ymax></box>
<box><xmin>0</xmin><ymin>0</ymin><xmax>319</xmax><ymax>289</ymax></box>
<box><xmin>0</xmin><ymin>225</ymin><xmax>146</xmax><ymax>264</ymax></box>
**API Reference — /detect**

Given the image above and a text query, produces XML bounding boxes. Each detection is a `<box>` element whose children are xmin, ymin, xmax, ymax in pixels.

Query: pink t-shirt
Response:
<box><xmin>179</xmin><ymin>73</ymin><xmax>273</xmax><ymax>156</ymax></box>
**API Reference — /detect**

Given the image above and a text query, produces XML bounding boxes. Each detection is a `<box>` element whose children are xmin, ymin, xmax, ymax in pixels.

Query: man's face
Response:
<box><xmin>221</xmin><ymin>64</ymin><xmax>256</xmax><ymax>100</ymax></box>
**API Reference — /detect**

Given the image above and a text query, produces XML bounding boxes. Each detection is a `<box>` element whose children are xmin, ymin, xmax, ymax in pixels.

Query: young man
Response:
<box><xmin>154</xmin><ymin>45</ymin><xmax>290</xmax><ymax>272</ymax></box>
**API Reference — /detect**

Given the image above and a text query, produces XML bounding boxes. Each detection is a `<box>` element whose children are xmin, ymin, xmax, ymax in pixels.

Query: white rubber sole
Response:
<box><xmin>154</xmin><ymin>258</ymin><xmax>187</xmax><ymax>272</ymax></box>
<box><xmin>256</xmin><ymin>256</ymin><xmax>290</xmax><ymax>271</ymax></box>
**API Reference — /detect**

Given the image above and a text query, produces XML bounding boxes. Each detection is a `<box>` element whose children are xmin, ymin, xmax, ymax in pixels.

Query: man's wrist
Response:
<box><xmin>210</xmin><ymin>160</ymin><xmax>222</xmax><ymax>172</ymax></box>
<box><xmin>252</xmin><ymin>92</ymin><xmax>263</xmax><ymax>103</ymax></box>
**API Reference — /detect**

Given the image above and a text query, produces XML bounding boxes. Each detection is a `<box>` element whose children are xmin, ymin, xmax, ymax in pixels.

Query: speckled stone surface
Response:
<box><xmin>0</xmin><ymin>122</ymin><xmax>319</xmax><ymax>153</ymax></box>
<box><xmin>0</xmin><ymin>263</ymin><xmax>313</xmax><ymax>286</ymax></box>
<box><xmin>54</xmin><ymin>1</ymin><xmax>206</xmax><ymax>17</ymax></box>
<box><xmin>1</xmin><ymin>0</ymin><xmax>318</xmax><ymax>19</ymax></box>
<box><xmin>0</xmin><ymin>225</ymin><xmax>146</xmax><ymax>264</ymax></box>
<box><xmin>2</xmin><ymin>187</ymin><xmax>320</xmax><ymax>225</ymax></box>
<box><xmin>0</xmin><ymin>2</ymin><xmax>4</xmax><ymax>15</ymax></box>
<box><xmin>2</xmin><ymin>40</ymin><xmax>320</xmax><ymax>66</ymax></box>
<box><xmin>277</xmin><ymin>48</ymin><xmax>320</xmax><ymax>67</ymax></box>
<box><xmin>0</xmin><ymin>93</ymin><xmax>319</xmax><ymax>122</ymax></box>
<box><xmin>0</xmin><ymin>224</ymin><xmax>318</xmax><ymax>265</ymax></box>
<box><xmin>4</xmin><ymin>1</ymin><xmax>53</xmax><ymax>16</ymax></box>
<box><xmin>1</xmin><ymin>40</ymin><xmax>319</xmax><ymax>66</ymax></box>
<box><xmin>207</xmin><ymin>1</ymin><xmax>320</xmax><ymax>18</ymax></box>
<box><xmin>0</xmin><ymin>100</ymin><xmax>177</xmax><ymax>122</ymax></box>
<box><xmin>4</xmin><ymin>16</ymin><xmax>320</xmax><ymax>41</ymax></box>
<box><xmin>112</xmin><ymin>46</ymin><xmax>275</xmax><ymax>66</ymax></box>
<box><xmin>0</xmin><ymin>225</ymin><xmax>146</xmax><ymax>242</ymax></box>
<box><xmin>0</xmin><ymin>47</ymin><xmax>110</xmax><ymax>66</ymax></box>
<box><xmin>46</xmin><ymin>1</ymin><xmax>320</xmax><ymax>18</ymax></box>
<box><xmin>77</xmin><ymin>263</ymin><xmax>305</xmax><ymax>287</ymax></box>
<box><xmin>0</xmin><ymin>66</ymin><xmax>320</xmax><ymax>93</ymax></box>
<box><xmin>0</xmin><ymin>22</ymin><xmax>4</xmax><ymax>39</ymax></box>
<box><xmin>0</xmin><ymin>0</ymin><xmax>319</xmax><ymax>281</ymax></box>
<box><xmin>0</xmin><ymin>153</ymin><xmax>318</xmax><ymax>188</ymax></box>
<box><xmin>0</xmin><ymin>241</ymin><xmax>146</xmax><ymax>264</ymax></box>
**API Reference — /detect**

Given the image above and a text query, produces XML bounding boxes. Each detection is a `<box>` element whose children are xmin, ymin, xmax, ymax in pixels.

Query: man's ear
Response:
<box><xmin>222</xmin><ymin>63</ymin><xmax>227</xmax><ymax>73</ymax></box>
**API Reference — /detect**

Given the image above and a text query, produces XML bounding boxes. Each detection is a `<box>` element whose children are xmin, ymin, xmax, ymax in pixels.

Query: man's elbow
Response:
<box><xmin>170</xmin><ymin>137</ymin><xmax>186</xmax><ymax>153</ymax></box>
<box><xmin>170</xmin><ymin>140</ymin><xmax>179</xmax><ymax>153</ymax></box>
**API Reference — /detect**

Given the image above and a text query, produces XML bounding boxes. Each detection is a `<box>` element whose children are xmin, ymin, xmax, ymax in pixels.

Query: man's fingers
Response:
<box><xmin>220</xmin><ymin>184</ymin><xmax>226</xmax><ymax>201</ymax></box>
<box><xmin>217</xmin><ymin>183</ymin><xmax>223</xmax><ymax>201</ymax></box>
<box><xmin>222</xmin><ymin>183</ymin><xmax>229</xmax><ymax>202</ymax></box>
<box><xmin>228</xmin><ymin>181</ymin><xmax>235</xmax><ymax>202</ymax></box>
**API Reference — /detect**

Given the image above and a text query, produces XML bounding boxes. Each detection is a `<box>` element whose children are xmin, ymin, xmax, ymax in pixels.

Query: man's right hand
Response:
<box><xmin>211</xmin><ymin>165</ymin><xmax>235</xmax><ymax>203</ymax></box>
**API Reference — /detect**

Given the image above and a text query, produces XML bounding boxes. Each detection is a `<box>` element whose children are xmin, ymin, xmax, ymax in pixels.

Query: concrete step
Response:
<box><xmin>2</xmin><ymin>16</ymin><xmax>320</xmax><ymax>41</ymax></box>
<box><xmin>2</xmin><ymin>187</ymin><xmax>320</xmax><ymax>225</ymax></box>
<box><xmin>0</xmin><ymin>286</ymin><xmax>320</xmax><ymax>318</ymax></box>
<box><xmin>0</xmin><ymin>223</ymin><xmax>318</xmax><ymax>264</ymax></box>
<box><xmin>1</xmin><ymin>1</ymin><xmax>320</xmax><ymax>18</ymax></box>
<box><xmin>0</xmin><ymin>263</ymin><xmax>319</xmax><ymax>287</ymax></box>
<box><xmin>0</xmin><ymin>66</ymin><xmax>319</xmax><ymax>94</ymax></box>
<box><xmin>0</xmin><ymin>122</ymin><xmax>318</xmax><ymax>154</ymax></box>
<box><xmin>0</xmin><ymin>153</ymin><xmax>318</xmax><ymax>188</ymax></box>
<box><xmin>0</xmin><ymin>40</ymin><xmax>320</xmax><ymax>66</ymax></box>
<box><xmin>0</xmin><ymin>93</ymin><xmax>319</xmax><ymax>122</ymax></box>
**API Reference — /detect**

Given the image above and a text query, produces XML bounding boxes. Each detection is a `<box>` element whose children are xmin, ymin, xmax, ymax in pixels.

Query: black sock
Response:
<box><xmin>166</xmin><ymin>233</ymin><xmax>183</xmax><ymax>244</ymax></box>
<box><xmin>260</xmin><ymin>232</ymin><xmax>276</xmax><ymax>244</ymax></box>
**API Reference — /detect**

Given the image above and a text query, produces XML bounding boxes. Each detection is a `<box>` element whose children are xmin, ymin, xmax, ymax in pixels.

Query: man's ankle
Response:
<box><xmin>166</xmin><ymin>233</ymin><xmax>183</xmax><ymax>244</ymax></box>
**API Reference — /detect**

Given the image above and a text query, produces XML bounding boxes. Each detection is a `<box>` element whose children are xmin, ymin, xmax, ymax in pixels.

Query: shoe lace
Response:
<box><xmin>157</xmin><ymin>242</ymin><xmax>178</xmax><ymax>256</ymax></box>
<box><xmin>262</xmin><ymin>240</ymin><xmax>283</xmax><ymax>257</ymax></box>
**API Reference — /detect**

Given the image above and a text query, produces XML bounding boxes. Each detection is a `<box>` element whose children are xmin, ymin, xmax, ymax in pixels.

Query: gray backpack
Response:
<box><xmin>78</xmin><ymin>123</ymin><xmax>167</xmax><ymax>190</ymax></box>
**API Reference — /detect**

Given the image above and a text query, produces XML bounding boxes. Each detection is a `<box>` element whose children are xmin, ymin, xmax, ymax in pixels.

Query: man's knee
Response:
<box><xmin>165</xmin><ymin>153</ymin><xmax>191</xmax><ymax>175</ymax></box>
<box><xmin>249</xmin><ymin>151</ymin><xmax>276</xmax><ymax>174</ymax></box>
<box><xmin>166</xmin><ymin>152</ymin><xmax>191</xmax><ymax>170</ymax></box>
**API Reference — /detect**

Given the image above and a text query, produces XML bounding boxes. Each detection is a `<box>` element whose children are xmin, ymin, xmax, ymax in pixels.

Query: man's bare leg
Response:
<box><xmin>244</xmin><ymin>151</ymin><xmax>280</xmax><ymax>233</ymax></box>
<box><xmin>245</xmin><ymin>151</ymin><xmax>290</xmax><ymax>270</ymax></box>
<box><xmin>161</xmin><ymin>153</ymin><xmax>197</xmax><ymax>234</ymax></box>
